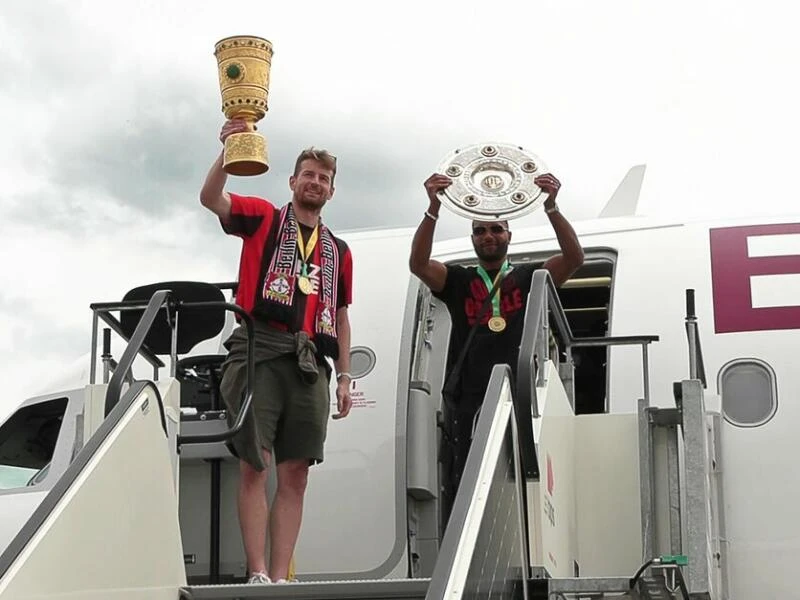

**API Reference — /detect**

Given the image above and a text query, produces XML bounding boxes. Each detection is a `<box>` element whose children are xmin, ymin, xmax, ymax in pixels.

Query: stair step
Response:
<box><xmin>181</xmin><ymin>578</ymin><xmax>430</xmax><ymax>600</ymax></box>
<box><xmin>637</xmin><ymin>575</ymin><xmax>684</xmax><ymax>600</ymax></box>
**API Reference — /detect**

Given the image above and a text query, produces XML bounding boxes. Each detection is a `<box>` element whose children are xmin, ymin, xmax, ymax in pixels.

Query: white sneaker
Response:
<box><xmin>274</xmin><ymin>578</ymin><xmax>298</xmax><ymax>584</ymax></box>
<box><xmin>247</xmin><ymin>572</ymin><xmax>271</xmax><ymax>584</ymax></box>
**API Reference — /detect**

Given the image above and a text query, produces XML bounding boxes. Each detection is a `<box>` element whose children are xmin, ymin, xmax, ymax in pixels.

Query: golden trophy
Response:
<box><xmin>214</xmin><ymin>35</ymin><xmax>274</xmax><ymax>176</ymax></box>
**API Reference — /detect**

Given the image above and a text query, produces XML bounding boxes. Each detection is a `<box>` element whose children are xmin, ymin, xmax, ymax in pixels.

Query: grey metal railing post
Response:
<box><xmin>681</xmin><ymin>379</ymin><xmax>712</xmax><ymax>597</ymax></box>
<box><xmin>666</xmin><ymin>426</ymin><xmax>683</xmax><ymax>557</ymax></box>
<box><xmin>90</xmin><ymin>312</ymin><xmax>99</xmax><ymax>385</ymax></box>
<box><xmin>170</xmin><ymin>310</ymin><xmax>179</xmax><ymax>378</ymax></box>
<box><xmin>642</xmin><ymin>343</ymin><xmax>651</xmax><ymax>406</ymax></box>
<box><xmin>101</xmin><ymin>329</ymin><xmax>112</xmax><ymax>384</ymax></box>
<box><xmin>638</xmin><ymin>398</ymin><xmax>656</xmax><ymax>561</ymax></box>
<box><xmin>684</xmin><ymin>288</ymin><xmax>707</xmax><ymax>388</ymax></box>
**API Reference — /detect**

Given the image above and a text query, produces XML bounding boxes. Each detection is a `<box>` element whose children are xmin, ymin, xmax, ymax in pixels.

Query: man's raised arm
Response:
<box><xmin>199</xmin><ymin>120</ymin><xmax>250</xmax><ymax>223</ymax></box>
<box><xmin>536</xmin><ymin>173</ymin><xmax>585</xmax><ymax>287</ymax></box>
<box><xmin>409</xmin><ymin>174</ymin><xmax>451</xmax><ymax>294</ymax></box>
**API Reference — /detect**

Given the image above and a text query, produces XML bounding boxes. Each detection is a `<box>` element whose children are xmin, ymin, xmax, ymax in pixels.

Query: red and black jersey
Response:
<box><xmin>221</xmin><ymin>193</ymin><xmax>353</xmax><ymax>347</ymax></box>
<box><xmin>432</xmin><ymin>263</ymin><xmax>535</xmax><ymax>409</ymax></box>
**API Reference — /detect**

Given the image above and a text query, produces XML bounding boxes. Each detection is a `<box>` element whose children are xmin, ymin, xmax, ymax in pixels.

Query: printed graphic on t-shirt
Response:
<box><xmin>464</xmin><ymin>273</ymin><xmax>526</xmax><ymax>326</ymax></box>
<box><xmin>432</xmin><ymin>263</ymin><xmax>536</xmax><ymax>402</ymax></box>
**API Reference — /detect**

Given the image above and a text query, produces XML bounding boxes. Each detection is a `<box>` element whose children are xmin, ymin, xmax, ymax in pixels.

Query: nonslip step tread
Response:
<box><xmin>181</xmin><ymin>577</ymin><xmax>430</xmax><ymax>600</ymax></box>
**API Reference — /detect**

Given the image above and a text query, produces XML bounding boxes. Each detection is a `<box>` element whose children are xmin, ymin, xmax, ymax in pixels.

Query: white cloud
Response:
<box><xmin>2</xmin><ymin>0</ymin><xmax>800</xmax><ymax>419</ymax></box>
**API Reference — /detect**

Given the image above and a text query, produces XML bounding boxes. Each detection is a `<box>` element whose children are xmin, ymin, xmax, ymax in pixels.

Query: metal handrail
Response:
<box><xmin>90</xmin><ymin>300</ymin><xmax>166</xmax><ymax>384</ymax></box>
<box><xmin>88</xmin><ymin>281</ymin><xmax>239</xmax><ymax>384</ymax></box>
<box><xmin>105</xmin><ymin>291</ymin><xmax>172</xmax><ymax>417</ymax></box>
<box><xmin>176</xmin><ymin>300</ymin><xmax>255</xmax><ymax>445</ymax></box>
<box><xmin>101</xmin><ymin>289</ymin><xmax>256</xmax><ymax>447</ymax></box>
<box><xmin>684</xmin><ymin>289</ymin><xmax>707</xmax><ymax>388</ymax></box>
<box><xmin>426</xmin><ymin>364</ymin><xmax>524</xmax><ymax>599</ymax></box>
<box><xmin>517</xmin><ymin>269</ymin><xmax>660</xmax><ymax>420</ymax></box>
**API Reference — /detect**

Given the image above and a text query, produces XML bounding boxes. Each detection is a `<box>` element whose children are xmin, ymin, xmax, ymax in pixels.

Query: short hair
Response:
<box><xmin>293</xmin><ymin>147</ymin><xmax>337</xmax><ymax>185</ymax></box>
<box><xmin>471</xmin><ymin>219</ymin><xmax>510</xmax><ymax>230</ymax></box>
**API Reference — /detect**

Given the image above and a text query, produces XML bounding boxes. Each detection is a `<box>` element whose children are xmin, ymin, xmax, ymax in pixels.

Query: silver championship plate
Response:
<box><xmin>436</xmin><ymin>142</ymin><xmax>549</xmax><ymax>221</ymax></box>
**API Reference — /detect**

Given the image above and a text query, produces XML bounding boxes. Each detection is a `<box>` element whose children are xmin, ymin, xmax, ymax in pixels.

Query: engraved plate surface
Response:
<box><xmin>437</xmin><ymin>142</ymin><xmax>549</xmax><ymax>221</ymax></box>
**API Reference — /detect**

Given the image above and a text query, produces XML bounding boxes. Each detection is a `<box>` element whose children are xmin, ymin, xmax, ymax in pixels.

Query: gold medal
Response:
<box><xmin>488</xmin><ymin>316</ymin><xmax>506</xmax><ymax>332</ymax></box>
<box><xmin>298</xmin><ymin>276</ymin><xmax>313</xmax><ymax>295</ymax></box>
<box><xmin>477</xmin><ymin>261</ymin><xmax>511</xmax><ymax>334</ymax></box>
<box><xmin>297</xmin><ymin>223</ymin><xmax>319</xmax><ymax>296</ymax></box>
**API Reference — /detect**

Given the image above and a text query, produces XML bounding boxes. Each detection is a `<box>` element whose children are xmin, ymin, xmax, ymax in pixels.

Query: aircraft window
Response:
<box><xmin>717</xmin><ymin>359</ymin><xmax>777</xmax><ymax>427</ymax></box>
<box><xmin>349</xmin><ymin>346</ymin><xmax>377</xmax><ymax>379</ymax></box>
<box><xmin>0</xmin><ymin>397</ymin><xmax>68</xmax><ymax>490</ymax></box>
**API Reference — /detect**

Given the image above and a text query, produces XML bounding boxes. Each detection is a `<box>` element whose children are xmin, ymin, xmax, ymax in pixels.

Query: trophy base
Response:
<box><xmin>223</xmin><ymin>132</ymin><xmax>269</xmax><ymax>176</ymax></box>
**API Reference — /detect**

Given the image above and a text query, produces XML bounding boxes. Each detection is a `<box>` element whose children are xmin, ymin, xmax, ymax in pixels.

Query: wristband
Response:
<box><xmin>336</xmin><ymin>372</ymin><xmax>352</xmax><ymax>381</ymax></box>
<box><xmin>424</xmin><ymin>210</ymin><xmax>439</xmax><ymax>221</ymax></box>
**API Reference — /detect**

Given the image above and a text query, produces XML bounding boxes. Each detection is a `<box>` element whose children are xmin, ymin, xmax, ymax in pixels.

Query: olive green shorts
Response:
<box><xmin>233</xmin><ymin>354</ymin><xmax>331</xmax><ymax>465</ymax></box>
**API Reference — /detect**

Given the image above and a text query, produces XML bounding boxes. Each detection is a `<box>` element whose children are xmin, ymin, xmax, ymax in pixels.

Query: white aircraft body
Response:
<box><xmin>0</xmin><ymin>165</ymin><xmax>797</xmax><ymax>599</ymax></box>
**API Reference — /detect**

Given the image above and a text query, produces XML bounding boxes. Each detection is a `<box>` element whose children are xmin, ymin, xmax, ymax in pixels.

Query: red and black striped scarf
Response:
<box><xmin>259</xmin><ymin>203</ymin><xmax>340</xmax><ymax>357</ymax></box>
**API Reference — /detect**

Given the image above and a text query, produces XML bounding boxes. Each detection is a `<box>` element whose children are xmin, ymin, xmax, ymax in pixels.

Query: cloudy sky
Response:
<box><xmin>2</xmin><ymin>0</ymin><xmax>799</xmax><ymax>416</ymax></box>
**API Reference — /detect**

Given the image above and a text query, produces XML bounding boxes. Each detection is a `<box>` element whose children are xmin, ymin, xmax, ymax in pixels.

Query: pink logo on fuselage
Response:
<box><xmin>710</xmin><ymin>223</ymin><xmax>800</xmax><ymax>333</ymax></box>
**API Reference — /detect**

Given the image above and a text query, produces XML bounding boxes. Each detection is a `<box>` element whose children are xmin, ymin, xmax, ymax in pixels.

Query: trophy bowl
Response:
<box><xmin>436</xmin><ymin>142</ymin><xmax>549</xmax><ymax>221</ymax></box>
<box><xmin>214</xmin><ymin>35</ymin><xmax>274</xmax><ymax>176</ymax></box>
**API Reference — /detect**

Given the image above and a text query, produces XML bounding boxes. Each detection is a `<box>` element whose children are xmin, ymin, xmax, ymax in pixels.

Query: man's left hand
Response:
<box><xmin>333</xmin><ymin>379</ymin><xmax>352</xmax><ymax>420</ymax></box>
<box><xmin>535</xmin><ymin>173</ymin><xmax>561</xmax><ymax>209</ymax></box>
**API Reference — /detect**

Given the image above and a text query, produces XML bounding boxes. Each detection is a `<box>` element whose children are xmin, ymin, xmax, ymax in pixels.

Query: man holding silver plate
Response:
<box><xmin>408</xmin><ymin>143</ymin><xmax>585</xmax><ymax>527</ymax></box>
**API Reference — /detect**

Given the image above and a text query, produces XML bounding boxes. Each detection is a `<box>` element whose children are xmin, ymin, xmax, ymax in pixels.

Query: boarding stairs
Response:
<box><xmin>0</xmin><ymin>274</ymin><xmax>722</xmax><ymax>599</ymax></box>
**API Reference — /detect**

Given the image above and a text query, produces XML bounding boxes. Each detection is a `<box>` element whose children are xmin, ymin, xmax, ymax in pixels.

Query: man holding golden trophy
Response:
<box><xmin>201</xmin><ymin>35</ymin><xmax>354</xmax><ymax>585</ymax></box>
<box><xmin>200</xmin><ymin>33</ymin><xmax>583</xmax><ymax>585</ymax></box>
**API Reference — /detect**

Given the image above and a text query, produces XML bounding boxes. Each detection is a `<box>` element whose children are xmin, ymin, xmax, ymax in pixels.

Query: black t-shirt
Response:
<box><xmin>432</xmin><ymin>263</ymin><xmax>535</xmax><ymax>410</ymax></box>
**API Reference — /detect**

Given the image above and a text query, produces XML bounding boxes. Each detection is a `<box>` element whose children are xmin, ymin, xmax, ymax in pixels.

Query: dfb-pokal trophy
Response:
<box><xmin>436</xmin><ymin>143</ymin><xmax>550</xmax><ymax>221</ymax></box>
<box><xmin>214</xmin><ymin>35</ymin><xmax>274</xmax><ymax>176</ymax></box>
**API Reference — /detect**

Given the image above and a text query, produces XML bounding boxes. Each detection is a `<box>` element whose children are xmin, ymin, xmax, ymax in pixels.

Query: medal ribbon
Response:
<box><xmin>476</xmin><ymin>260</ymin><xmax>510</xmax><ymax>319</ymax></box>
<box><xmin>296</xmin><ymin>224</ymin><xmax>319</xmax><ymax>276</ymax></box>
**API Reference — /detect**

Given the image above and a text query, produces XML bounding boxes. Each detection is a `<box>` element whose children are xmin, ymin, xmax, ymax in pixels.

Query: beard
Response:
<box><xmin>294</xmin><ymin>189</ymin><xmax>329</xmax><ymax>211</ymax></box>
<box><xmin>473</xmin><ymin>239</ymin><xmax>508</xmax><ymax>262</ymax></box>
